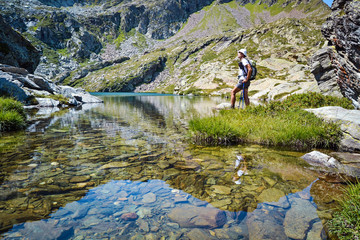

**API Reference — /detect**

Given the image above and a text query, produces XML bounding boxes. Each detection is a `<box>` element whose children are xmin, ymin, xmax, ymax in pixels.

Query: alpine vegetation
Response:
<box><xmin>189</xmin><ymin>93</ymin><xmax>353</xmax><ymax>149</ymax></box>
<box><xmin>0</xmin><ymin>97</ymin><xmax>26</xmax><ymax>132</ymax></box>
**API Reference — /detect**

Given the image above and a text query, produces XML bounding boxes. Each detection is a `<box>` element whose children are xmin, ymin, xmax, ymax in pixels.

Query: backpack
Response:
<box><xmin>238</xmin><ymin>58</ymin><xmax>257</xmax><ymax>81</ymax></box>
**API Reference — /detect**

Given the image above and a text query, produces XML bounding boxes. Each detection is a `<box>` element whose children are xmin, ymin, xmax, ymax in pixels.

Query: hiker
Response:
<box><xmin>231</xmin><ymin>49</ymin><xmax>252</xmax><ymax>108</ymax></box>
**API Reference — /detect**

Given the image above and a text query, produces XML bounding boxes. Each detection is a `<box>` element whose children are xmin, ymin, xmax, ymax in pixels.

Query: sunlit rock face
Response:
<box><xmin>311</xmin><ymin>0</ymin><xmax>360</xmax><ymax>109</ymax></box>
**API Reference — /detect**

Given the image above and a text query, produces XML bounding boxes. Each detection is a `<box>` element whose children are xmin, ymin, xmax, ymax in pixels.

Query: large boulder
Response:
<box><xmin>305</xmin><ymin>106</ymin><xmax>360</xmax><ymax>152</ymax></box>
<box><xmin>0</xmin><ymin>15</ymin><xmax>40</xmax><ymax>73</ymax></box>
<box><xmin>0</xmin><ymin>70</ymin><xmax>35</xmax><ymax>104</ymax></box>
<box><xmin>301</xmin><ymin>151</ymin><xmax>340</xmax><ymax>168</ymax></box>
<box><xmin>311</xmin><ymin>0</ymin><xmax>360</xmax><ymax>109</ymax></box>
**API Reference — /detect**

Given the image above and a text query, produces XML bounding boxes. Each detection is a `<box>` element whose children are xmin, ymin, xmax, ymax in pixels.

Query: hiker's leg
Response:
<box><xmin>244</xmin><ymin>88</ymin><xmax>250</xmax><ymax>106</ymax></box>
<box><xmin>231</xmin><ymin>87</ymin><xmax>241</xmax><ymax>108</ymax></box>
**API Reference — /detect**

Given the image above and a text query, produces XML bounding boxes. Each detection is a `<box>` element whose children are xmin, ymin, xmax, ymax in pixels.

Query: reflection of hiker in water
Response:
<box><xmin>233</xmin><ymin>155</ymin><xmax>248</xmax><ymax>185</ymax></box>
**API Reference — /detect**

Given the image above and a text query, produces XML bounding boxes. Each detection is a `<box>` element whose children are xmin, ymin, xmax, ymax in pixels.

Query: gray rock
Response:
<box><xmin>0</xmin><ymin>71</ymin><xmax>34</xmax><ymax>104</ymax></box>
<box><xmin>0</xmin><ymin>65</ymin><xmax>29</xmax><ymax>75</ymax></box>
<box><xmin>215</xmin><ymin>102</ymin><xmax>232</xmax><ymax>110</ymax></box>
<box><xmin>59</xmin><ymin>86</ymin><xmax>103</xmax><ymax>103</ymax></box>
<box><xmin>305</xmin><ymin>106</ymin><xmax>360</xmax><ymax>152</ymax></box>
<box><xmin>35</xmin><ymin>98</ymin><xmax>60</xmax><ymax>107</ymax></box>
<box><xmin>301</xmin><ymin>151</ymin><xmax>340</xmax><ymax>168</ymax></box>
<box><xmin>28</xmin><ymin>75</ymin><xmax>59</xmax><ymax>94</ymax></box>
<box><xmin>310</xmin><ymin>47</ymin><xmax>343</xmax><ymax>98</ymax></box>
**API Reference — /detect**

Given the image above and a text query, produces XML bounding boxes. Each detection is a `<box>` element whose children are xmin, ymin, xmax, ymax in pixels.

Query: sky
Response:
<box><xmin>323</xmin><ymin>0</ymin><xmax>333</xmax><ymax>7</ymax></box>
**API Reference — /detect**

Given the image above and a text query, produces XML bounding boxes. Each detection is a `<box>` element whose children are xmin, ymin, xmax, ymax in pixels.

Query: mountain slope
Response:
<box><xmin>0</xmin><ymin>0</ymin><xmax>330</xmax><ymax>98</ymax></box>
<box><xmin>55</xmin><ymin>0</ymin><xmax>330</xmax><ymax>100</ymax></box>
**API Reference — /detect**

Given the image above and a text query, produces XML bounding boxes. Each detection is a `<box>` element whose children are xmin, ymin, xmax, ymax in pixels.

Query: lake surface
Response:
<box><xmin>0</xmin><ymin>93</ymin><xmax>342</xmax><ymax>239</ymax></box>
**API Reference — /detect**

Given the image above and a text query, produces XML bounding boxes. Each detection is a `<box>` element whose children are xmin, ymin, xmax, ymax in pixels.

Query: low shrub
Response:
<box><xmin>0</xmin><ymin>98</ymin><xmax>26</xmax><ymax>132</ymax></box>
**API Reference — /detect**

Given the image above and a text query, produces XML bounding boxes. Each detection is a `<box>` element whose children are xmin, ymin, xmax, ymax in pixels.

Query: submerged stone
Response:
<box><xmin>306</xmin><ymin>221</ymin><xmax>324</xmax><ymax>240</ymax></box>
<box><xmin>69</xmin><ymin>175</ymin><xmax>91</xmax><ymax>183</ymax></box>
<box><xmin>100</xmin><ymin>162</ymin><xmax>130</xmax><ymax>169</ymax></box>
<box><xmin>257</xmin><ymin>188</ymin><xmax>285</xmax><ymax>203</ymax></box>
<box><xmin>120</xmin><ymin>212</ymin><xmax>138</xmax><ymax>221</ymax></box>
<box><xmin>168</xmin><ymin>205</ymin><xmax>227</xmax><ymax>229</ymax></box>
<box><xmin>246</xmin><ymin>208</ymin><xmax>288</xmax><ymax>240</ymax></box>
<box><xmin>142</xmin><ymin>193</ymin><xmax>156</xmax><ymax>203</ymax></box>
<box><xmin>211</xmin><ymin>185</ymin><xmax>232</xmax><ymax>195</ymax></box>
<box><xmin>186</xmin><ymin>228</ymin><xmax>215</xmax><ymax>240</ymax></box>
<box><xmin>284</xmin><ymin>198</ymin><xmax>319</xmax><ymax>239</ymax></box>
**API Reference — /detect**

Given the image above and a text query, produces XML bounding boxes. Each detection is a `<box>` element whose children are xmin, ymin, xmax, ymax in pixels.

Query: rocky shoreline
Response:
<box><xmin>0</xmin><ymin>64</ymin><xmax>102</xmax><ymax>109</ymax></box>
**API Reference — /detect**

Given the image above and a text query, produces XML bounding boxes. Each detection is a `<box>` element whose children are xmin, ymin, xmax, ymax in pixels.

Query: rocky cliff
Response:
<box><xmin>310</xmin><ymin>0</ymin><xmax>360</xmax><ymax>109</ymax></box>
<box><xmin>0</xmin><ymin>15</ymin><xmax>102</xmax><ymax>107</ymax></box>
<box><xmin>0</xmin><ymin>15</ymin><xmax>40</xmax><ymax>73</ymax></box>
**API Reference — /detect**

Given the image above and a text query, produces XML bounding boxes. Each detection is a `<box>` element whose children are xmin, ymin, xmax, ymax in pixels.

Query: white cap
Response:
<box><xmin>238</xmin><ymin>49</ymin><xmax>247</xmax><ymax>57</ymax></box>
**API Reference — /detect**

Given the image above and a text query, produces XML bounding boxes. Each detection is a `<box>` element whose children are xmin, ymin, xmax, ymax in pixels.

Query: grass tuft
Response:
<box><xmin>189</xmin><ymin>92</ymin><xmax>351</xmax><ymax>149</ymax></box>
<box><xmin>328</xmin><ymin>181</ymin><xmax>360</xmax><ymax>240</ymax></box>
<box><xmin>0</xmin><ymin>97</ymin><xmax>26</xmax><ymax>132</ymax></box>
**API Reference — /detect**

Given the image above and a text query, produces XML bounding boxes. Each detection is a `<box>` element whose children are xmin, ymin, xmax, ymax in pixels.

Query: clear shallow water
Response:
<box><xmin>0</xmin><ymin>94</ymin><xmax>342</xmax><ymax>239</ymax></box>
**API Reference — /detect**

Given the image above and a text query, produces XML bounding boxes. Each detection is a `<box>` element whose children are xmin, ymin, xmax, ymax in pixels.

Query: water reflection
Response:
<box><xmin>3</xmin><ymin>179</ymin><xmax>325</xmax><ymax>240</ymax></box>
<box><xmin>0</xmin><ymin>94</ymin><xmax>340</xmax><ymax>238</ymax></box>
<box><xmin>233</xmin><ymin>155</ymin><xmax>248</xmax><ymax>185</ymax></box>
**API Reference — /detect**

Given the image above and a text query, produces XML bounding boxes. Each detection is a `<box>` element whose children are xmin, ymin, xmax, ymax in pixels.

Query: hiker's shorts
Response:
<box><xmin>236</xmin><ymin>77</ymin><xmax>250</xmax><ymax>89</ymax></box>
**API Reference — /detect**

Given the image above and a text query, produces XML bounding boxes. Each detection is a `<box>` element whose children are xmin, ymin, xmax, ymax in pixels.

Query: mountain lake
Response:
<box><xmin>0</xmin><ymin>93</ymin><xmax>342</xmax><ymax>239</ymax></box>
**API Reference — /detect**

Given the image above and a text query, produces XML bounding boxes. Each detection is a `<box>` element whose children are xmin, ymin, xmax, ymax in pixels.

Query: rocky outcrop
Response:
<box><xmin>310</xmin><ymin>47</ymin><xmax>343</xmax><ymax>97</ymax></box>
<box><xmin>0</xmin><ymin>64</ymin><xmax>102</xmax><ymax>107</ymax></box>
<box><xmin>305</xmin><ymin>106</ymin><xmax>360</xmax><ymax>152</ymax></box>
<box><xmin>0</xmin><ymin>15</ymin><xmax>40</xmax><ymax>73</ymax></box>
<box><xmin>57</xmin><ymin>56</ymin><xmax>130</xmax><ymax>85</ymax></box>
<box><xmin>310</xmin><ymin>0</ymin><xmax>360</xmax><ymax>109</ymax></box>
<box><xmin>76</xmin><ymin>55</ymin><xmax>167</xmax><ymax>92</ymax></box>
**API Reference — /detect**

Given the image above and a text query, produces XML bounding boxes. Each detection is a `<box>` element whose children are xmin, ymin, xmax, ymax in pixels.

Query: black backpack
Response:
<box><xmin>239</xmin><ymin>59</ymin><xmax>257</xmax><ymax>80</ymax></box>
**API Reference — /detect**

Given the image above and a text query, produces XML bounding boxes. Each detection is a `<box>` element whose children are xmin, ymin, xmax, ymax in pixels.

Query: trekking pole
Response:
<box><xmin>242</xmin><ymin>82</ymin><xmax>245</xmax><ymax>109</ymax></box>
<box><xmin>238</xmin><ymin>88</ymin><xmax>243</xmax><ymax>109</ymax></box>
<box><xmin>238</xmin><ymin>82</ymin><xmax>245</xmax><ymax>109</ymax></box>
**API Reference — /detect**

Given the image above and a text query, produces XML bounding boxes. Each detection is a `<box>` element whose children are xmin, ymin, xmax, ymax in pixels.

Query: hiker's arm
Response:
<box><xmin>243</xmin><ymin>64</ymin><xmax>252</xmax><ymax>83</ymax></box>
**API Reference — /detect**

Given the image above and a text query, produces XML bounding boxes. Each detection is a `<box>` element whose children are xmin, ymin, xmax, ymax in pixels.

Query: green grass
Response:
<box><xmin>328</xmin><ymin>181</ymin><xmax>360</xmax><ymax>239</ymax></box>
<box><xmin>34</xmin><ymin>94</ymin><xmax>69</xmax><ymax>105</ymax></box>
<box><xmin>189</xmin><ymin>93</ymin><xmax>353</xmax><ymax>148</ymax></box>
<box><xmin>0</xmin><ymin>98</ymin><xmax>26</xmax><ymax>132</ymax></box>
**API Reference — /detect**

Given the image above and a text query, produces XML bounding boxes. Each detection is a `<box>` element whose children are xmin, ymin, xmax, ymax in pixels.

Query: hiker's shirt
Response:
<box><xmin>238</xmin><ymin>58</ymin><xmax>250</xmax><ymax>82</ymax></box>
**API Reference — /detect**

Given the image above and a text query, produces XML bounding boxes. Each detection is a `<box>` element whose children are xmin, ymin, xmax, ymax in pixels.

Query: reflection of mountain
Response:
<box><xmin>103</xmin><ymin>95</ymin><xmax>167</xmax><ymax>128</ymax></box>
